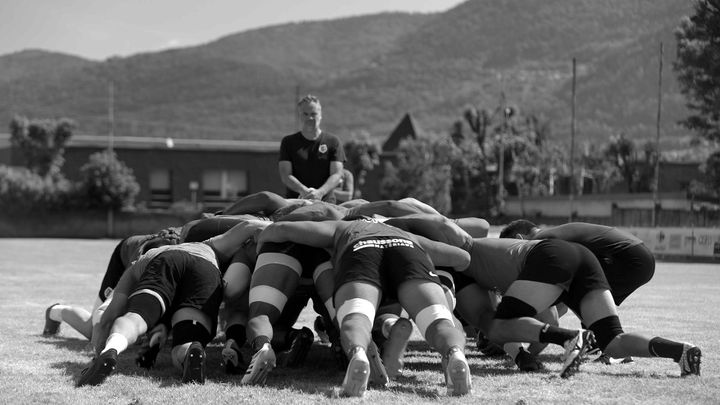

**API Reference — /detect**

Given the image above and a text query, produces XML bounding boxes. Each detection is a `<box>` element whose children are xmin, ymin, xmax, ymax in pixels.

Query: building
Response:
<box><xmin>0</xmin><ymin>133</ymin><xmax>283</xmax><ymax>211</ymax></box>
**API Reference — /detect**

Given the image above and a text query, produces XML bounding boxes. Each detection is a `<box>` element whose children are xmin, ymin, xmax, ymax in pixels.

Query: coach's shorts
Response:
<box><xmin>334</xmin><ymin>236</ymin><xmax>441</xmax><ymax>300</ymax></box>
<box><xmin>522</xmin><ymin>239</ymin><xmax>609</xmax><ymax>314</ymax></box>
<box><xmin>600</xmin><ymin>243</ymin><xmax>655</xmax><ymax>305</ymax></box>
<box><xmin>258</xmin><ymin>241</ymin><xmax>330</xmax><ymax>279</ymax></box>
<box><xmin>128</xmin><ymin>250</ymin><xmax>224</xmax><ymax>335</ymax></box>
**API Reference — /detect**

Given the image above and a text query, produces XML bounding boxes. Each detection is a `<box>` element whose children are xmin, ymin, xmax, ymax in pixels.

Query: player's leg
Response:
<box><xmin>398</xmin><ymin>279</ymin><xmax>471</xmax><ymax>396</ymax></box>
<box><xmin>221</xmin><ymin>260</ymin><xmax>252</xmax><ymax>374</ymax></box>
<box><xmin>242</xmin><ymin>244</ymin><xmax>301</xmax><ymax>385</ymax></box>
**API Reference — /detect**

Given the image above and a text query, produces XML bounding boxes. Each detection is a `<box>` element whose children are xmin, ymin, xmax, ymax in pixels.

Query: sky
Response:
<box><xmin>0</xmin><ymin>0</ymin><xmax>466</xmax><ymax>60</ymax></box>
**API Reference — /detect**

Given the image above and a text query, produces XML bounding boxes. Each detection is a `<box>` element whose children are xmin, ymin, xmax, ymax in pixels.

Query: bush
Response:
<box><xmin>0</xmin><ymin>165</ymin><xmax>73</xmax><ymax>213</ymax></box>
<box><xmin>76</xmin><ymin>150</ymin><xmax>140</xmax><ymax>210</ymax></box>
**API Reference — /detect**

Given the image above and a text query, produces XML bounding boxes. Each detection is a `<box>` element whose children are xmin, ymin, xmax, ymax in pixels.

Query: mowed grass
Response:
<box><xmin>0</xmin><ymin>238</ymin><xmax>718</xmax><ymax>404</ymax></box>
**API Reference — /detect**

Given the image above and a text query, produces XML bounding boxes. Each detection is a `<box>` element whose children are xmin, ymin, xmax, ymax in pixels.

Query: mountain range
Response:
<box><xmin>0</xmin><ymin>0</ymin><xmax>698</xmax><ymax>149</ymax></box>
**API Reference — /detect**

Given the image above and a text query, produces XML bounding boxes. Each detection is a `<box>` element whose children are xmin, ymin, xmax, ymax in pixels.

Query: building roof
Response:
<box><xmin>382</xmin><ymin>113</ymin><xmax>419</xmax><ymax>152</ymax></box>
<box><xmin>0</xmin><ymin>133</ymin><xmax>279</xmax><ymax>152</ymax></box>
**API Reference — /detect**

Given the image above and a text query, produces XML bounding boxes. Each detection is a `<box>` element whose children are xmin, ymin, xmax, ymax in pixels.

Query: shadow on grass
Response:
<box><xmin>37</xmin><ymin>335</ymin><xmax>90</xmax><ymax>353</ymax></box>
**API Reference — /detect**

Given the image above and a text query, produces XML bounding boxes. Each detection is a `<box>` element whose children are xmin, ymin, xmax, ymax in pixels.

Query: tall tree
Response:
<box><xmin>9</xmin><ymin>116</ymin><xmax>74</xmax><ymax>178</ymax></box>
<box><xmin>674</xmin><ymin>0</ymin><xmax>720</xmax><ymax>141</ymax></box>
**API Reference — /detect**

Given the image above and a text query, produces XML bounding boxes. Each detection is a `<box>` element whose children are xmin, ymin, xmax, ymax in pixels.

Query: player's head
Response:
<box><xmin>499</xmin><ymin>219</ymin><xmax>539</xmax><ymax>239</ymax></box>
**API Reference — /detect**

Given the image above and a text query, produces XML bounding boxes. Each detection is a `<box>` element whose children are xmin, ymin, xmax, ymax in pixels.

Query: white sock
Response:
<box><xmin>102</xmin><ymin>333</ymin><xmax>129</xmax><ymax>354</ymax></box>
<box><xmin>49</xmin><ymin>305</ymin><xmax>71</xmax><ymax>322</ymax></box>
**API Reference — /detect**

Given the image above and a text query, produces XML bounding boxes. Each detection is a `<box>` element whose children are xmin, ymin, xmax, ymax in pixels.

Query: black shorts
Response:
<box><xmin>600</xmin><ymin>243</ymin><xmax>655</xmax><ymax>305</ymax></box>
<box><xmin>129</xmin><ymin>250</ymin><xmax>224</xmax><ymax>334</ymax></box>
<box><xmin>522</xmin><ymin>239</ymin><xmax>609</xmax><ymax>314</ymax></box>
<box><xmin>258</xmin><ymin>241</ymin><xmax>330</xmax><ymax>279</ymax></box>
<box><xmin>98</xmin><ymin>238</ymin><xmax>128</xmax><ymax>301</ymax></box>
<box><xmin>335</xmin><ymin>236</ymin><xmax>441</xmax><ymax>300</ymax></box>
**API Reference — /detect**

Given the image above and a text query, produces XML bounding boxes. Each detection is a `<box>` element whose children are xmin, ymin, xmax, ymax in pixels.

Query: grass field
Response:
<box><xmin>0</xmin><ymin>238</ymin><xmax>718</xmax><ymax>404</ymax></box>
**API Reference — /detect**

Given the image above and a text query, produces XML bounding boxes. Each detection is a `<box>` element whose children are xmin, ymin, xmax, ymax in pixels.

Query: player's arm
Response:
<box><xmin>413</xmin><ymin>234</ymin><xmax>471</xmax><ymax>271</ymax></box>
<box><xmin>257</xmin><ymin>220</ymin><xmax>337</xmax><ymax>249</ymax></box>
<box><xmin>207</xmin><ymin>219</ymin><xmax>271</xmax><ymax>258</ymax></box>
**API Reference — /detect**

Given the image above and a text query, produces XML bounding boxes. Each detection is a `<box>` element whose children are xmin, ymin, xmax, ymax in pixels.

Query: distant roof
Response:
<box><xmin>382</xmin><ymin>113</ymin><xmax>418</xmax><ymax>152</ymax></box>
<box><xmin>0</xmin><ymin>133</ymin><xmax>279</xmax><ymax>152</ymax></box>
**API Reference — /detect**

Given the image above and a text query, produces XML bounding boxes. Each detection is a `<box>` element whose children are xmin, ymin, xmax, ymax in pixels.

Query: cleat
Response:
<box><xmin>476</xmin><ymin>330</ymin><xmax>505</xmax><ymax>357</ymax></box>
<box><xmin>314</xmin><ymin>316</ymin><xmax>330</xmax><ymax>344</ymax></box>
<box><xmin>515</xmin><ymin>347</ymin><xmax>545</xmax><ymax>372</ymax></box>
<box><xmin>222</xmin><ymin>339</ymin><xmax>245</xmax><ymax>375</ymax></box>
<box><xmin>76</xmin><ymin>349</ymin><xmax>117</xmax><ymax>387</ymax></box>
<box><xmin>560</xmin><ymin>330</ymin><xmax>595</xmax><ymax>379</ymax></box>
<box><xmin>283</xmin><ymin>327</ymin><xmax>314</xmax><ymax>368</ymax></box>
<box><xmin>241</xmin><ymin>342</ymin><xmax>276</xmax><ymax>385</ymax></box>
<box><xmin>382</xmin><ymin>317</ymin><xmax>413</xmax><ymax>379</ymax></box>
<box><xmin>593</xmin><ymin>353</ymin><xmax>633</xmax><ymax>365</ymax></box>
<box><xmin>444</xmin><ymin>346</ymin><xmax>471</xmax><ymax>396</ymax></box>
<box><xmin>43</xmin><ymin>303</ymin><xmax>61</xmax><ymax>336</ymax></box>
<box><xmin>341</xmin><ymin>346</ymin><xmax>370</xmax><ymax>397</ymax></box>
<box><xmin>181</xmin><ymin>341</ymin><xmax>206</xmax><ymax>384</ymax></box>
<box><xmin>679</xmin><ymin>344</ymin><xmax>701</xmax><ymax>377</ymax></box>
<box><xmin>136</xmin><ymin>344</ymin><xmax>161</xmax><ymax>369</ymax></box>
<box><xmin>366</xmin><ymin>340</ymin><xmax>389</xmax><ymax>387</ymax></box>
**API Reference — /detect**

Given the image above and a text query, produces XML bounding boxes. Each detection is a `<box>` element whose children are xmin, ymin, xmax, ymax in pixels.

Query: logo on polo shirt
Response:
<box><xmin>319</xmin><ymin>144</ymin><xmax>328</xmax><ymax>153</ymax></box>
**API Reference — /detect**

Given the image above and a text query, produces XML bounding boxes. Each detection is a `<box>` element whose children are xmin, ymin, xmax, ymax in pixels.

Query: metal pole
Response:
<box><xmin>569</xmin><ymin>58</ymin><xmax>577</xmax><ymax>222</ymax></box>
<box><xmin>652</xmin><ymin>42</ymin><xmax>664</xmax><ymax>227</ymax></box>
<box><xmin>498</xmin><ymin>76</ymin><xmax>506</xmax><ymax>216</ymax></box>
<box><xmin>108</xmin><ymin>80</ymin><xmax>115</xmax><ymax>153</ymax></box>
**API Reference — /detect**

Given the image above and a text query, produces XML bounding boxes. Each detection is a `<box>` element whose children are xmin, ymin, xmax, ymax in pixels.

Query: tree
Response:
<box><xmin>380</xmin><ymin>137</ymin><xmax>454</xmax><ymax>214</ymax></box>
<box><xmin>77</xmin><ymin>150</ymin><xmax>140</xmax><ymax>210</ymax></box>
<box><xmin>674</xmin><ymin>0</ymin><xmax>720</xmax><ymax>142</ymax></box>
<box><xmin>9</xmin><ymin>116</ymin><xmax>74</xmax><ymax>179</ymax></box>
<box><xmin>603</xmin><ymin>134</ymin><xmax>657</xmax><ymax>193</ymax></box>
<box><xmin>343</xmin><ymin>131</ymin><xmax>381</xmax><ymax>199</ymax></box>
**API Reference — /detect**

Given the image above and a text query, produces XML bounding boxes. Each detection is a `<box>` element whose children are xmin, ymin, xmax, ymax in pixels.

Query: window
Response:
<box><xmin>202</xmin><ymin>170</ymin><xmax>248</xmax><ymax>209</ymax></box>
<box><xmin>148</xmin><ymin>169</ymin><xmax>172</xmax><ymax>208</ymax></box>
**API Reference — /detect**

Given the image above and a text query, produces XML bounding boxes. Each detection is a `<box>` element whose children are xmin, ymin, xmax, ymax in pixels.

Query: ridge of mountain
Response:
<box><xmin>0</xmin><ymin>1</ymin><xmax>699</xmax><ymax>148</ymax></box>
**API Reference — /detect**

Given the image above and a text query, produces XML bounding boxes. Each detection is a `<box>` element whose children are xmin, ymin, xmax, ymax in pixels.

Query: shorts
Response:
<box><xmin>334</xmin><ymin>236</ymin><xmax>441</xmax><ymax>300</ymax></box>
<box><xmin>258</xmin><ymin>241</ymin><xmax>330</xmax><ymax>279</ymax></box>
<box><xmin>128</xmin><ymin>250</ymin><xmax>224</xmax><ymax>335</ymax></box>
<box><xmin>599</xmin><ymin>243</ymin><xmax>655</xmax><ymax>305</ymax></box>
<box><xmin>521</xmin><ymin>239</ymin><xmax>609</xmax><ymax>314</ymax></box>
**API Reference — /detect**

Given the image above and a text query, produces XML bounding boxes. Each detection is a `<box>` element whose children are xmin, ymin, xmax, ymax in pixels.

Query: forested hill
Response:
<box><xmin>0</xmin><ymin>0</ymin><xmax>695</xmax><ymax>145</ymax></box>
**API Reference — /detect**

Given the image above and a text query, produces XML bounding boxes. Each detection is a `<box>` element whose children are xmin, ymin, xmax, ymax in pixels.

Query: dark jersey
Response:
<box><xmin>279</xmin><ymin>131</ymin><xmax>345</xmax><ymax>201</ymax></box>
<box><xmin>534</xmin><ymin>222</ymin><xmax>643</xmax><ymax>258</ymax></box>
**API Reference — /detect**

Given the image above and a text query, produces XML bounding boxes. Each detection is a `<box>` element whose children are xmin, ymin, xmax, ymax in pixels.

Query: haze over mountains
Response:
<box><xmin>0</xmin><ymin>0</ymin><xmax>696</xmax><ymax>147</ymax></box>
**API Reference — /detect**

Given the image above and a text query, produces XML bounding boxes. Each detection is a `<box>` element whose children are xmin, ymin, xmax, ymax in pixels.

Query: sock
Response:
<box><xmin>49</xmin><ymin>305</ymin><xmax>70</xmax><ymax>322</ymax></box>
<box><xmin>103</xmin><ymin>333</ymin><xmax>128</xmax><ymax>354</ymax></box>
<box><xmin>538</xmin><ymin>324</ymin><xmax>578</xmax><ymax>346</ymax></box>
<box><xmin>225</xmin><ymin>324</ymin><xmax>247</xmax><ymax>347</ymax></box>
<box><xmin>503</xmin><ymin>342</ymin><xmax>525</xmax><ymax>360</ymax></box>
<box><xmin>649</xmin><ymin>337</ymin><xmax>684</xmax><ymax>362</ymax></box>
<box><xmin>251</xmin><ymin>335</ymin><xmax>271</xmax><ymax>352</ymax></box>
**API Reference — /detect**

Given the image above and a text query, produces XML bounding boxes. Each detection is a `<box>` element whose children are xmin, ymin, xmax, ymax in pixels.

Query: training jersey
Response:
<box><xmin>534</xmin><ymin>222</ymin><xmax>643</xmax><ymax>257</ymax></box>
<box><xmin>279</xmin><ymin>131</ymin><xmax>345</xmax><ymax>201</ymax></box>
<box><xmin>332</xmin><ymin>219</ymin><xmax>423</xmax><ymax>267</ymax></box>
<box><xmin>464</xmin><ymin>238</ymin><xmax>541</xmax><ymax>293</ymax></box>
